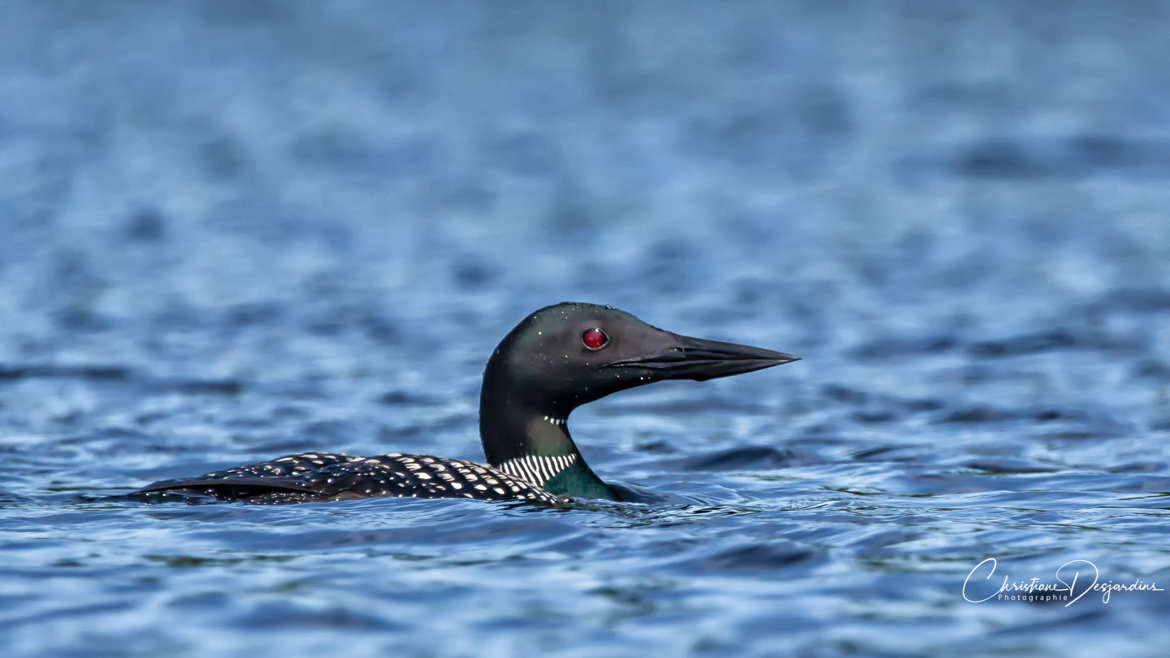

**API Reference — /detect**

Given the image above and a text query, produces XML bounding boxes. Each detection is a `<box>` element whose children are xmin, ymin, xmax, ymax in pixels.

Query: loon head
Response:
<box><xmin>479</xmin><ymin>302</ymin><xmax>799</xmax><ymax>500</ymax></box>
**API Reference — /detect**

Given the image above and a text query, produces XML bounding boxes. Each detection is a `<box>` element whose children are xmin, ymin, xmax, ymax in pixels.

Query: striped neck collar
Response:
<box><xmin>496</xmin><ymin>453</ymin><xmax>577</xmax><ymax>487</ymax></box>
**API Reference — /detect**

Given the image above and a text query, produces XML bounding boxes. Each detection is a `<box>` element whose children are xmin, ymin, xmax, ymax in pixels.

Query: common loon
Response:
<box><xmin>137</xmin><ymin>302</ymin><xmax>798</xmax><ymax>504</ymax></box>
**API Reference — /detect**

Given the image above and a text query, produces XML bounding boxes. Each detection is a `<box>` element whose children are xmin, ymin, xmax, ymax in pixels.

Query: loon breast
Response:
<box><xmin>138</xmin><ymin>452</ymin><xmax>567</xmax><ymax>505</ymax></box>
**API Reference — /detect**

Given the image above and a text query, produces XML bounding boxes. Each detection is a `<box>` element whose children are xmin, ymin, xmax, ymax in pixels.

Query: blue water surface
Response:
<box><xmin>2</xmin><ymin>2</ymin><xmax>1170</xmax><ymax>656</ymax></box>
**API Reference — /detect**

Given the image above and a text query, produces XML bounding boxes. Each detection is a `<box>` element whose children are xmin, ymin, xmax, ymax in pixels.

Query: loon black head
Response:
<box><xmin>479</xmin><ymin>302</ymin><xmax>799</xmax><ymax>500</ymax></box>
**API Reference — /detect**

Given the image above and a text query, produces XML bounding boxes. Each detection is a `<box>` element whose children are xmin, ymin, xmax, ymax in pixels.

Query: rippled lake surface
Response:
<box><xmin>3</xmin><ymin>2</ymin><xmax>1170</xmax><ymax>656</ymax></box>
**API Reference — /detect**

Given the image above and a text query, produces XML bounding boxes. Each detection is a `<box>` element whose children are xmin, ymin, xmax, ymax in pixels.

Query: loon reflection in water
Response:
<box><xmin>137</xmin><ymin>302</ymin><xmax>799</xmax><ymax>504</ymax></box>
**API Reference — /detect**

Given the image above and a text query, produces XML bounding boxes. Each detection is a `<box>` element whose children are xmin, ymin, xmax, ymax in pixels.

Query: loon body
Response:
<box><xmin>138</xmin><ymin>302</ymin><xmax>798</xmax><ymax>504</ymax></box>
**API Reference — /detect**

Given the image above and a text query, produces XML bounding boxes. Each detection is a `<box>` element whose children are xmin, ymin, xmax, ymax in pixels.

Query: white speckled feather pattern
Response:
<box><xmin>139</xmin><ymin>453</ymin><xmax>567</xmax><ymax>505</ymax></box>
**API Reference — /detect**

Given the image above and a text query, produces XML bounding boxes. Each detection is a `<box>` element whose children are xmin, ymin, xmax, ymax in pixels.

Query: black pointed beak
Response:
<box><xmin>603</xmin><ymin>333</ymin><xmax>800</xmax><ymax>382</ymax></box>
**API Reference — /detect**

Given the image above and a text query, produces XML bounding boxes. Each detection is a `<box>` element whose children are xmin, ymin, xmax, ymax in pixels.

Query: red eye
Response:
<box><xmin>582</xmin><ymin>327</ymin><xmax>608</xmax><ymax>350</ymax></box>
